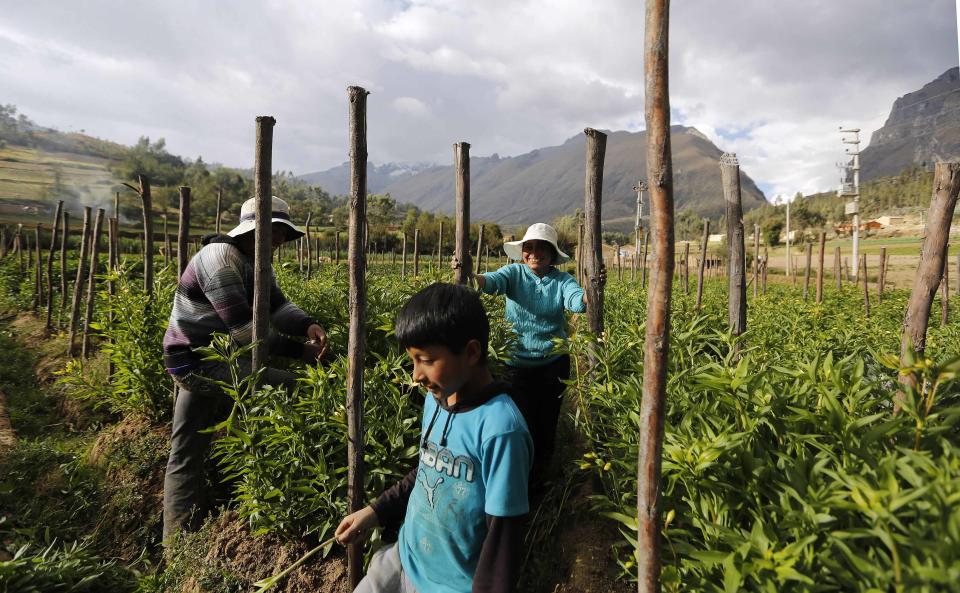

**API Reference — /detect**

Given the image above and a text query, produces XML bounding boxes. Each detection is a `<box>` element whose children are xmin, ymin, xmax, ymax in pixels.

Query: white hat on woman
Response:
<box><xmin>228</xmin><ymin>196</ymin><xmax>305</xmax><ymax>241</ymax></box>
<box><xmin>503</xmin><ymin>223</ymin><xmax>570</xmax><ymax>262</ymax></box>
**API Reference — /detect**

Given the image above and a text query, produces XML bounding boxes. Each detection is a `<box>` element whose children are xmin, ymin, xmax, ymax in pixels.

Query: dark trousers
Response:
<box><xmin>162</xmin><ymin>361</ymin><xmax>297</xmax><ymax>543</ymax></box>
<box><xmin>507</xmin><ymin>355</ymin><xmax>571</xmax><ymax>491</ymax></box>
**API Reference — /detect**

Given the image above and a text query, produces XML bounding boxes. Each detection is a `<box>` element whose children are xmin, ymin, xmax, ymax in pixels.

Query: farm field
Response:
<box><xmin>0</xmin><ymin>239</ymin><xmax>957</xmax><ymax>592</ymax></box>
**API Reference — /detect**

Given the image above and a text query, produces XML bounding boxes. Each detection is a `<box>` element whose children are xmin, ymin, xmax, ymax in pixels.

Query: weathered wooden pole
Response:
<box><xmin>139</xmin><ymin>176</ymin><xmax>154</xmax><ymax>294</ymax></box>
<box><xmin>682</xmin><ymin>242</ymin><xmax>689</xmax><ymax>295</ymax></box>
<box><xmin>251</xmin><ymin>116</ymin><xmax>275</xmax><ymax>378</ymax></box>
<box><xmin>695</xmin><ymin>220</ymin><xmax>709</xmax><ymax>310</ymax></box>
<box><xmin>44</xmin><ymin>201</ymin><xmax>63</xmax><ymax>329</ymax></box>
<box><xmin>453</xmin><ymin>142</ymin><xmax>472</xmax><ymax>285</ymax></box>
<box><xmin>177</xmin><ymin>187</ymin><xmax>191</xmax><ymax>280</ymax></box>
<box><xmin>816</xmin><ymin>232</ymin><xmax>826</xmax><ymax>304</ymax></box>
<box><xmin>413</xmin><ymin>228</ymin><xmax>420</xmax><ymax>276</ymax></box>
<box><xmin>401</xmin><ymin>233</ymin><xmax>407</xmax><ymax>277</ymax></box>
<box><xmin>81</xmin><ymin>209</ymin><xmax>105</xmax><ymax>359</ymax></box>
<box><xmin>475</xmin><ymin>224</ymin><xmax>485</xmax><ymax>276</ymax></box>
<box><xmin>163</xmin><ymin>212</ymin><xmax>171</xmax><ymax>267</ymax></box>
<box><xmin>107</xmin><ymin>216</ymin><xmax>117</xmax><ymax>377</ymax></box>
<box><xmin>15</xmin><ymin>224</ymin><xmax>23</xmax><ymax>275</ymax></box>
<box><xmin>752</xmin><ymin>223</ymin><xmax>760</xmax><ymax>299</ymax></box>
<box><xmin>878</xmin><ymin>247</ymin><xmax>887</xmax><ymax>300</ymax></box>
<box><xmin>834</xmin><ymin>246</ymin><xmax>842</xmax><ymax>291</ymax></box>
<box><xmin>68</xmin><ymin>208</ymin><xmax>91</xmax><ymax>356</ymax></box>
<box><xmin>615</xmin><ymin>242</ymin><xmax>623</xmax><ymax>282</ymax></box>
<box><xmin>637</xmin><ymin>1</ymin><xmax>674</xmax><ymax>587</ymax></box>
<box><xmin>436</xmin><ymin>220</ymin><xmax>444</xmax><ymax>274</ymax></box>
<box><xmin>583</xmin><ymin>128</ymin><xmax>607</xmax><ymax>340</ymax></box>
<box><xmin>941</xmin><ymin>247</ymin><xmax>949</xmax><ymax>326</ymax></box>
<box><xmin>215</xmin><ymin>188</ymin><xmax>223</xmax><ymax>235</ymax></box>
<box><xmin>335</xmin><ymin>231</ymin><xmax>341</xmax><ymax>267</ymax></box>
<box><xmin>861</xmin><ymin>254</ymin><xmax>870</xmax><ymax>318</ymax></box>
<box><xmin>720</xmin><ymin>154</ymin><xmax>746</xmax><ymax>338</ymax></box>
<box><xmin>900</xmin><ymin>162</ymin><xmax>960</xmax><ymax>390</ymax></box>
<box><xmin>762</xmin><ymin>247</ymin><xmax>768</xmax><ymax>295</ymax></box>
<box><xmin>32</xmin><ymin>224</ymin><xmax>42</xmax><ymax>311</ymax></box>
<box><xmin>59</xmin><ymin>212</ymin><xmax>69</xmax><ymax>326</ymax></box>
<box><xmin>803</xmin><ymin>243</ymin><xmax>812</xmax><ymax>301</ymax></box>
<box><xmin>642</xmin><ymin>230</ymin><xmax>650</xmax><ymax>289</ymax></box>
<box><xmin>577</xmin><ymin>222</ymin><xmax>585</xmax><ymax>285</ymax></box>
<box><xmin>305</xmin><ymin>212</ymin><xmax>313</xmax><ymax>279</ymax></box>
<box><xmin>345</xmin><ymin>86</ymin><xmax>368</xmax><ymax>589</ymax></box>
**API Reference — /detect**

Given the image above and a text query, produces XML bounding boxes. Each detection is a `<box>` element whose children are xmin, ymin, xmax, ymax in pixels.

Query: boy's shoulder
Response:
<box><xmin>472</xmin><ymin>390</ymin><xmax>528</xmax><ymax>439</ymax></box>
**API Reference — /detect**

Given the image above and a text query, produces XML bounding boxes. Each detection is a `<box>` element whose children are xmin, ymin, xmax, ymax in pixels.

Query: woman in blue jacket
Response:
<box><xmin>458</xmin><ymin>223</ymin><xmax>604</xmax><ymax>492</ymax></box>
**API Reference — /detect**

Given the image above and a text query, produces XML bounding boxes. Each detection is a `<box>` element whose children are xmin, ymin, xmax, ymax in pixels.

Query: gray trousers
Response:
<box><xmin>354</xmin><ymin>543</ymin><xmax>419</xmax><ymax>593</ymax></box>
<box><xmin>162</xmin><ymin>361</ymin><xmax>297</xmax><ymax>543</ymax></box>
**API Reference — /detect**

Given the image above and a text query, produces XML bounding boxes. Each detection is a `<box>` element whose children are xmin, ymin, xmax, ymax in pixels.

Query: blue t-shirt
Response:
<box><xmin>399</xmin><ymin>391</ymin><xmax>532</xmax><ymax>593</ymax></box>
<box><xmin>481</xmin><ymin>263</ymin><xmax>586</xmax><ymax>367</ymax></box>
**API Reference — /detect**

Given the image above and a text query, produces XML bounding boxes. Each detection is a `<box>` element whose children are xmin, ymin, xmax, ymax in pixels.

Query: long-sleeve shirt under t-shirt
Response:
<box><xmin>479</xmin><ymin>263</ymin><xmax>585</xmax><ymax>367</ymax></box>
<box><xmin>162</xmin><ymin>235</ymin><xmax>315</xmax><ymax>374</ymax></box>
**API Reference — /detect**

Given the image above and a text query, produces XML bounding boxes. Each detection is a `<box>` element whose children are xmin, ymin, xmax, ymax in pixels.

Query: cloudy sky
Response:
<box><xmin>2</xmin><ymin>0</ymin><xmax>958</xmax><ymax>201</ymax></box>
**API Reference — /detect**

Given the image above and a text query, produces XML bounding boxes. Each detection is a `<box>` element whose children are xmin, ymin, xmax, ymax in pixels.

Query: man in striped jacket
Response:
<box><xmin>161</xmin><ymin>196</ymin><xmax>328</xmax><ymax>543</ymax></box>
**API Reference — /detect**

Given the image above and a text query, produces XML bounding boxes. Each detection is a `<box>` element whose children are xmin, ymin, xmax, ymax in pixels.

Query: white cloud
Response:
<box><xmin>0</xmin><ymin>0</ymin><xmax>956</xmax><ymax>201</ymax></box>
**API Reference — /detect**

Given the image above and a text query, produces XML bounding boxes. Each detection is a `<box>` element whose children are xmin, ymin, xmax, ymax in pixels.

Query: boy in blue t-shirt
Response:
<box><xmin>335</xmin><ymin>283</ymin><xmax>533</xmax><ymax>593</ymax></box>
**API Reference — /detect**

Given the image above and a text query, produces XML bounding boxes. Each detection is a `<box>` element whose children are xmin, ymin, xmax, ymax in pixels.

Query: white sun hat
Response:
<box><xmin>503</xmin><ymin>222</ymin><xmax>570</xmax><ymax>262</ymax></box>
<box><xmin>227</xmin><ymin>196</ymin><xmax>305</xmax><ymax>241</ymax></box>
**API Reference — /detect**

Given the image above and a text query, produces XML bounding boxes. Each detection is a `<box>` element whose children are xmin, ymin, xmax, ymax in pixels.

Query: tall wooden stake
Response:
<box><xmin>816</xmin><ymin>232</ymin><xmax>826</xmax><ymax>304</ymax></box>
<box><xmin>139</xmin><ymin>175</ymin><xmax>154</xmax><ymax>295</ymax></box>
<box><xmin>164</xmin><ymin>212</ymin><xmax>171</xmax><ymax>267</ymax></box>
<box><xmin>695</xmin><ymin>219</ymin><xmax>709</xmax><ymax>310</ymax></box>
<box><xmin>59</xmin><ymin>212</ymin><xmax>69</xmax><ymax>327</ymax></box>
<box><xmin>941</xmin><ymin>246</ymin><xmax>949</xmax><ymax>326</ymax></box>
<box><xmin>752</xmin><ymin>223</ymin><xmax>760</xmax><ymax>299</ymax></box>
<box><xmin>901</xmin><ymin>162</ymin><xmax>960</xmax><ymax>390</ymax></box>
<box><xmin>475</xmin><ymin>224</ymin><xmax>485</xmax><ymax>276</ymax></box>
<box><xmin>305</xmin><ymin>212</ymin><xmax>313</xmax><ymax>279</ymax></box>
<box><xmin>862</xmin><ymin>254</ymin><xmax>870</xmax><ymax>319</ymax></box>
<box><xmin>453</xmin><ymin>142</ymin><xmax>472</xmax><ymax>285</ymax></box>
<box><xmin>33</xmin><ymin>224</ymin><xmax>42</xmax><ymax>311</ymax></box>
<box><xmin>177</xmin><ymin>187</ymin><xmax>191</xmax><ymax>280</ymax></box>
<box><xmin>45</xmin><ymin>201</ymin><xmax>63</xmax><ymax>330</ymax></box>
<box><xmin>68</xmin><ymin>208</ymin><xmax>91</xmax><ymax>356</ymax></box>
<box><xmin>413</xmin><ymin>228</ymin><xmax>420</xmax><ymax>276</ymax></box>
<box><xmin>803</xmin><ymin>243</ymin><xmax>812</xmax><ymax>301</ymax></box>
<box><xmin>401</xmin><ymin>233</ymin><xmax>407</xmax><ymax>277</ymax></box>
<box><xmin>878</xmin><ymin>247</ymin><xmax>887</xmax><ymax>300</ymax></box>
<box><xmin>637</xmin><ymin>1</ymin><xmax>674</xmax><ymax>588</ymax></box>
<box><xmin>583</xmin><ymin>128</ymin><xmax>606</xmax><ymax>341</ymax></box>
<box><xmin>82</xmin><ymin>209</ymin><xmax>105</xmax><ymax>359</ymax></box>
<box><xmin>251</xmin><ymin>116</ymin><xmax>275</xmax><ymax>374</ymax></box>
<box><xmin>720</xmin><ymin>154</ymin><xmax>746</xmax><ymax>338</ymax></box>
<box><xmin>215</xmin><ymin>188</ymin><xmax>223</xmax><ymax>235</ymax></box>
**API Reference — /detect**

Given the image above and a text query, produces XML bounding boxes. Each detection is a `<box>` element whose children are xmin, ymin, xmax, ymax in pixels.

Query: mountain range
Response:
<box><xmin>860</xmin><ymin>67</ymin><xmax>960</xmax><ymax>180</ymax></box>
<box><xmin>300</xmin><ymin>126</ymin><xmax>768</xmax><ymax>228</ymax></box>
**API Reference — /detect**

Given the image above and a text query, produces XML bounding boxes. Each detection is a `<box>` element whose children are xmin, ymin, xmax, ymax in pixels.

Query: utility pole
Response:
<box><xmin>633</xmin><ymin>180</ymin><xmax>647</xmax><ymax>282</ymax></box>
<box><xmin>840</xmin><ymin>127</ymin><xmax>861</xmax><ymax>280</ymax></box>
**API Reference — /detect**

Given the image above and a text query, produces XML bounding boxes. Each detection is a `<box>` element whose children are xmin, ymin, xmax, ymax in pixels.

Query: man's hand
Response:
<box><xmin>335</xmin><ymin>505</ymin><xmax>379</xmax><ymax>545</ymax></box>
<box><xmin>306</xmin><ymin>324</ymin><xmax>328</xmax><ymax>359</ymax></box>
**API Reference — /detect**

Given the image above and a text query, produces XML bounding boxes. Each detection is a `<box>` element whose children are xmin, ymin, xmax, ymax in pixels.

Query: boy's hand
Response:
<box><xmin>306</xmin><ymin>324</ymin><xmax>328</xmax><ymax>358</ymax></box>
<box><xmin>335</xmin><ymin>506</ymin><xmax>379</xmax><ymax>545</ymax></box>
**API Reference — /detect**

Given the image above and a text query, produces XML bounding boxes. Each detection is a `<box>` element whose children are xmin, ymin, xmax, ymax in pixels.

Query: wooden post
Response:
<box><xmin>878</xmin><ymin>247</ymin><xmax>887</xmax><ymax>301</ymax></box>
<box><xmin>82</xmin><ymin>209</ymin><xmax>105</xmax><ymax>359</ymax></box>
<box><xmin>163</xmin><ymin>212</ymin><xmax>171</xmax><ymax>267</ymax></box>
<box><xmin>641</xmin><ymin>230</ymin><xmax>650</xmax><ymax>289</ymax></box>
<box><xmin>68</xmin><ymin>208</ymin><xmax>91</xmax><ymax>356</ymax></box>
<box><xmin>941</xmin><ymin>246</ymin><xmax>949</xmax><ymax>326</ymax></box>
<box><xmin>637</xmin><ymin>1</ymin><xmax>674</xmax><ymax>587</ymax></box>
<box><xmin>720</xmin><ymin>154</ymin><xmax>746</xmax><ymax>337</ymax></box>
<box><xmin>695</xmin><ymin>220</ymin><xmax>709</xmax><ymax>310</ymax></box>
<box><xmin>816</xmin><ymin>232</ymin><xmax>826</xmax><ymax>304</ymax></box>
<box><xmin>139</xmin><ymin>176</ymin><xmax>154</xmax><ymax>295</ymax></box>
<box><xmin>453</xmin><ymin>142</ymin><xmax>472</xmax><ymax>285</ymax></box>
<box><xmin>215</xmin><ymin>188</ymin><xmax>223</xmax><ymax>235</ymax></box>
<box><xmin>33</xmin><ymin>225</ymin><xmax>42</xmax><ymax>311</ymax></box>
<box><xmin>305</xmin><ymin>212</ymin><xmax>313</xmax><ymax>279</ymax></box>
<box><xmin>583</xmin><ymin>128</ymin><xmax>607</xmax><ymax>340</ymax></box>
<box><xmin>401</xmin><ymin>233</ymin><xmax>407</xmax><ymax>277</ymax></box>
<box><xmin>59</xmin><ymin>212</ymin><xmax>69</xmax><ymax>326</ymax></box>
<box><xmin>762</xmin><ymin>247</ymin><xmax>768</xmax><ymax>295</ymax></box>
<box><xmin>413</xmin><ymin>228</ymin><xmax>420</xmax><ymax>276</ymax></box>
<box><xmin>901</xmin><ymin>162</ymin><xmax>960</xmax><ymax>389</ymax></box>
<box><xmin>335</xmin><ymin>231</ymin><xmax>341</xmax><ymax>267</ymax></box>
<box><xmin>615</xmin><ymin>242</ymin><xmax>622</xmax><ymax>282</ymax></box>
<box><xmin>862</xmin><ymin>254</ymin><xmax>870</xmax><ymax>318</ymax></box>
<box><xmin>345</xmin><ymin>86</ymin><xmax>369</xmax><ymax>589</ymax></box>
<box><xmin>682</xmin><ymin>242</ymin><xmax>689</xmax><ymax>295</ymax></box>
<box><xmin>251</xmin><ymin>116</ymin><xmax>275</xmax><ymax>376</ymax></box>
<box><xmin>44</xmin><ymin>201</ymin><xmax>63</xmax><ymax>329</ymax></box>
<box><xmin>436</xmin><ymin>220</ymin><xmax>444</xmax><ymax>274</ymax></box>
<box><xmin>475</xmin><ymin>224</ymin><xmax>485</xmax><ymax>276</ymax></box>
<box><xmin>752</xmin><ymin>223</ymin><xmax>759</xmax><ymax>299</ymax></box>
<box><xmin>16</xmin><ymin>224</ymin><xmax>23</xmax><ymax>275</ymax></box>
<box><xmin>177</xmin><ymin>187</ymin><xmax>191</xmax><ymax>280</ymax></box>
<box><xmin>803</xmin><ymin>243</ymin><xmax>812</xmax><ymax>301</ymax></box>
<box><xmin>107</xmin><ymin>216</ymin><xmax>117</xmax><ymax>377</ymax></box>
<box><xmin>834</xmin><ymin>246</ymin><xmax>842</xmax><ymax>290</ymax></box>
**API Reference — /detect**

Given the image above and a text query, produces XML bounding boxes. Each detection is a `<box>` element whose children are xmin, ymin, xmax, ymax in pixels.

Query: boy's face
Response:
<box><xmin>406</xmin><ymin>341</ymin><xmax>482</xmax><ymax>399</ymax></box>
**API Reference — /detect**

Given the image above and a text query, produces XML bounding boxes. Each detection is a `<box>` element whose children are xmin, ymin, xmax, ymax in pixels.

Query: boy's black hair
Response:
<box><xmin>395</xmin><ymin>283</ymin><xmax>488</xmax><ymax>360</ymax></box>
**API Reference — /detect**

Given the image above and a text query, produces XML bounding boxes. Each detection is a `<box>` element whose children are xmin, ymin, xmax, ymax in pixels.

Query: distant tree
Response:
<box><xmin>764</xmin><ymin>220</ymin><xmax>784</xmax><ymax>247</ymax></box>
<box><xmin>114</xmin><ymin>136</ymin><xmax>185</xmax><ymax>187</ymax></box>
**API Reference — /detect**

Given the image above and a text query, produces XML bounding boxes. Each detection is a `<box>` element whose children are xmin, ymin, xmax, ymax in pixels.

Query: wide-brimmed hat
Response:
<box><xmin>503</xmin><ymin>223</ymin><xmax>570</xmax><ymax>263</ymax></box>
<box><xmin>228</xmin><ymin>196</ymin><xmax>304</xmax><ymax>241</ymax></box>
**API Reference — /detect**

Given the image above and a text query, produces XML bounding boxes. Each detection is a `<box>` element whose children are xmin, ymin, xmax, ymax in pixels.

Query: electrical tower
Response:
<box><xmin>839</xmin><ymin>127</ymin><xmax>861</xmax><ymax>279</ymax></box>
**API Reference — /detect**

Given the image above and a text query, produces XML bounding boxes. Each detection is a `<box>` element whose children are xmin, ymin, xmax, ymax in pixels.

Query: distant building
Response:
<box><xmin>708</xmin><ymin>233</ymin><xmax>725</xmax><ymax>243</ymax></box>
<box><xmin>876</xmin><ymin>215</ymin><xmax>905</xmax><ymax>226</ymax></box>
